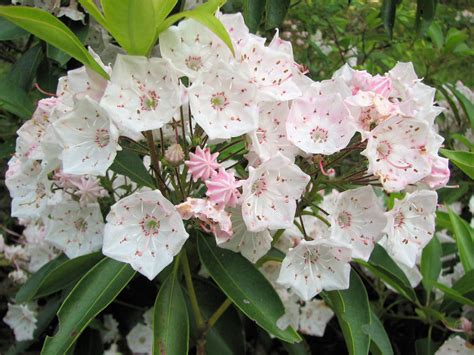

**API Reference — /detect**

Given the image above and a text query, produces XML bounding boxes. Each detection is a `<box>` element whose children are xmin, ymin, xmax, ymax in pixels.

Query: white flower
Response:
<box><xmin>3</xmin><ymin>303</ymin><xmax>38</xmax><ymax>341</ymax></box>
<box><xmin>362</xmin><ymin>116</ymin><xmax>441</xmax><ymax>192</ymax></box>
<box><xmin>5</xmin><ymin>157</ymin><xmax>51</xmax><ymax>219</ymax></box>
<box><xmin>100</xmin><ymin>54</ymin><xmax>181</xmax><ymax>133</ymax></box>
<box><xmin>23</xmin><ymin>222</ymin><xmax>59</xmax><ymax>272</ymax></box>
<box><xmin>329</xmin><ymin>186</ymin><xmax>386</xmax><ymax>261</ymax></box>
<box><xmin>159</xmin><ymin>18</ymin><xmax>232</xmax><ymax>79</ymax></box>
<box><xmin>381</xmin><ymin>190</ymin><xmax>437</xmax><ymax>268</ymax></box>
<box><xmin>220</xmin><ymin>207</ymin><xmax>272</xmax><ymax>263</ymax></box>
<box><xmin>248</xmin><ymin>101</ymin><xmax>300</xmax><ymax>162</ymax></box>
<box><xmin>286</xmin><ymin>93</ymin><xmax>356</xmax><ymax>155</ymax></box>
<box><xmin>44</xmin><ymin>199</ymin><xmax>104</xmax><ymax>258</ymax></box>
<box><xmin>126</xmin><ymin>323</ymin><xmax>152</xmax><ymax>354</ymax></box>
<box><xmin>435</xmin><ymin>336</ymin><xmax>473</xmax><ymax>355</ymax></box>
<box><xmin>102</xmin><ymin>190</ymin><xmax>189</xmax><ymax>280</ymax></box>
<box><xmin>241</xmin><ymin>154</ymin><xmax>310</xmax><ymax>232</ymax></box>
<box><xmin>53</xmin><ymin>96</ymin><xmax>120</xmax><ymax>176</ymax></box>
<box><xmin>298</xmin><ymin>299</ymin><xmax>334</xmax><ymax>337</ymax></box>
<box><xmin>101</xmin><ymin>314</ymin><xmax>120</xmax><ymax>344</ymax></box>
<box><xmin>188</xmin><ymin>63</ymin><xmax>259</xmax><ymax>140</ymax></box>
<box><xmin>277</xmin><ymin>239</ymin><xmax>352</xmax><ymax>301</ymax></box>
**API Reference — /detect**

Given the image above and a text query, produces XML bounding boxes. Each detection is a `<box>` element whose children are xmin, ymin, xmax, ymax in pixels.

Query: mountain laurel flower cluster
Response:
<box><xmin>3</xmin><ymin>10</ymin><xmax>455</xmax><ymax>350</ymax></box>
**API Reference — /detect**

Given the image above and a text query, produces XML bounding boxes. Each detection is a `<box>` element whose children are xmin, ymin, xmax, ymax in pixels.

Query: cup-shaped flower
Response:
<box><xmin>53</xmin><ymin>97</ymin><xmax>119</xmax><ymax>176</ymax></box>
<box><xmin>3</xmin><ymin>303</ymin><xmax>37</xmax><ymax>341</ymax></box>
<box><xmin>100</xmin><ymin>54</ymin><xmax>181</xmax><ymax>133</ymax></box>
<box><xmin>329</xmin><ymin>186</ymin><xmax>387</xmax><ymax>261</ymax></box>
<box><xmin>277</xmin><ymin>239</ymin><xmax>352</xmax><ymax>301</ymax></box>
<box><xmin>102</xmin><ymin>190</ymin><xmax>189</xmax><ymax>280</ymax></box>
<box><xmin>241</xmin><ymin>154</ymin><xmax>310</xmax><ymax>232</ymax></box>
<box><xmin>381</xmin><ymin>190</ymin><xmax>437</xmax><ymax>268</ymax></box>
<box><xmin>286</xmin><ymin>93</ymin><xmax>356</xmax><ymax>155</ymax></box>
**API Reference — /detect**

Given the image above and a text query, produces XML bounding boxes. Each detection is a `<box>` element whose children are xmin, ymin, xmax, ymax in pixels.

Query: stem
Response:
<box><xmin>145</xmin><ymin>130</ymin><xmax>169</xmax><ymax>194</ymax></box>
<box><xmin>181</xmin><ymin>248</ymin><xmax>205</xmax><ymax>329</ymax></box>
<box><xmin>180</xmin><ymin>106</ymin><xmax>189</xmax><ymax>156</ymax></box>
<box><xmin>207</xmin><ymin>298</ymin><xmax>232</xmax><ymax>329</ymax></box>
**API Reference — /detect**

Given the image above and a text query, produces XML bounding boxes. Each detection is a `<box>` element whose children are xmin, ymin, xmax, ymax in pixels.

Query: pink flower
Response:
<box><xmin>71</xmin><ymin>176</ymin><xmax>109</xmax><ymax>206</ymax></box>
<box><xmin>185</xmin><ymin>146</ymin><xmax>220</xmax><ymax>182</ymax></box>
<box><xmin>421</xmin><ymin>156</ymin><xmax>450</xmax><ymax>189</ymax></box>
<box><xmin>176</xmin><ymin>198</ymin><xmax>232</xmax><ymax>244</ymax></box>
<box><xmin>205</xmin><ymin>169</ymin><xmax>242</xmax><ymax>207</ymax></box>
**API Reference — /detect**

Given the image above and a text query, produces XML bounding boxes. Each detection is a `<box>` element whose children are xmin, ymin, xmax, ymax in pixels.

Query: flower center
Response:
<box><xmin>95</xmin><ymin>128</ymin><xmax>110</xmax><ymax>148</ymax></box>
<box><xmin>140</xmin><ymin>89</ymin><xmax>159</xmax><ymax>111</ymax></box>
<box><xmin>303</xmin><ymin>249</ymin><xmax>319</xmax><ymax>264</ymax></box>
<box><xmin>210</xmin><ymin>92</ymin><xmax>229</xmax><ymax>111</ymax></box>
<box><xmin>185</xmin><ymin>55</ymin><xmax>203</xmax><ymax>71</ymax></box>
<box><xmin>310</xmin><ymin>126</ymin><xmax>328</xmax><ymax>143</ymax></box>
<box><xmin>376</xmin><ymin>140</ymin><xmax>391</xmax><ymax>159</ymax></box>
<box><xmin>337</xmin><ymin>211</ymin><xmax>352</xmax><ymax>228</ymax></box>
<box><xmin>140</xmin><ymin>215</ymin><xmax>160</xmax><ymax>237</ymax></box>
<box><xmin>251</xmin><ymin>177</ymin><xmax>267</xmax><ymax>196</ymax></box>
<box><xmin>394</xmin><ymin>211</ymin><xmax>405</xmax><ymax>228</ymax></box>
<box><xmin>74</xmin><ymin>218</ymin><xmax>88</xmax><ymax>232</ymax></box>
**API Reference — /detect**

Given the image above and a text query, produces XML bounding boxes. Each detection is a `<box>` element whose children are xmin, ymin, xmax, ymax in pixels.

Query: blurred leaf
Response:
<box><xmin>0</xmin><ymin>79</ymin><xmax>34</xmax><ymax>118</ymax></box>
<box><xmin>101</xmin><ymin>0</ymin><xmax>157</xmax><ymax>55</ymax></box>
<box><xmin>367</xmin><ymin>308</ymin><xmax>393</xmax><ymax>355</ymax></box>
<box><xmin>436</xmin><ymin>211</ymin><xmax>453</xmax><ymax>233</ymax></box>
<box><xmin>451</xmin><ymin>134</ymin><xmax>474</xmax><ymax>151</ymax></box>
<box><xmin>325</xmin><ymin>270</ymin><xmax>371</xmax><ymax>355</ymax></box>
<box><xmin>110</xmin><ymin>149</ymin><xmax>155</xmax><ymax>189</ymax></box>
<box><xmin>426</xmin><ymin>22</ymin><xmax>443</xmax><ymax>48</ymax></box>
<box><xmin>0</xmin><ymin>6</ymin><xmax>109</xmax><ymax>78</ymax></box>
<box><xmin>452</xmin><ymin>270</ymin><xmax>474</xmax><ymax>296</ymax></box>
<box><xmin>8</xmin><ymin>44</ymin><xmax>43</xmax><ymax>90</ymax></box>
<box><xmin>448</xmin><ymin>209</ymin><xmax>474</xmax><ymax>272</ymax></box>
<box><xmin>16</xmin><ymin>254</ymin><xmax>68</xmax><ymax>304</ymax></box>
<box><xmin>153</xmin><ymin>264</ymin><xmax>189</xmax><ymax>355</ymax></box>
<box><xmin>428</xmin><ymin>280</ymin><xmax>474</xmax><ymax>307</ymax></box>
<box><xmin>444</xmin><ymin>29</ymin><xmax>469</xmax><ymax>53</ymax></box>
<box><xmin>440</xmin><ymin>149</ymin><xmax>474</xmax><ymax>179</ymax></box>
<box><xmin>42</xmin><ymin>258</ymin><xmax>135</xmax><ymax>354</ymax></box>
<box><xmin>265</xmin><ymin>0</ymin><xmax>290</xmax><ymax>30</ymax></box>
<box><xmin>421</xmin><ymin>236</ymin><xmax>442</xmax><ymax>292</ymax></box>
<box><xmin>447</xmin><ymin>84</ymin><xmax>474</xmax><ymax>130</ymax></box>
<box><xmin>197</xmin><ymin>234</ymin><xmax>301</xmax><ymax>343</ymax></box>
<box><xmin>0</xmin><ymin>16</ymin><xmax>27</xmax><ymax>40</ymax></box>
<box><xmin>282</xmin><ymin>339</ymin><xmax>311</xmax><ymax>355</ymax></box>
<box><xmin>381</xmin><ymin>0</ymin><xmax>397</xmax><ymax>39</ymax></box>
<box><xmin>243</xmin><ymin>0</ymin><xmax>265</xmax><ymax>33</ymax></box>
<box><xmin>415</xmin><ymin>337</ymin><xmax>439</xmax><ymax>355</ymax></box>
<box><xmin>415</xmin><ymin>0</ymin><xmax>437</xmax><ymax>35</ymax></box>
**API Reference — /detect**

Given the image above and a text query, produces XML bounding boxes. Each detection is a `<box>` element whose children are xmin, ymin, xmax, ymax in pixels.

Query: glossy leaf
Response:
<box><xmin>265</xmin><ymin>0</ymin><xmax>290</xmax><ymax>30</ymax></box>
<box><xmin>421</xmin><ymin>236</ymin><xmax>442</xmax><ymax>292</ymax></box>
<box><xmin>153</xmin><ymin>268</ymin><xmax>189</xmax><ymax>355</ymax></box>
<box><xmin>101</xmin><ymin>0</ymin><xmax>157</xmax><ymax>55</ymax></box>
<box><xmin>368</xmin><ymin>308</ymin><xmax>393</xmax><ymax>355</ymax></box>
<box><xmin>0</xmin><ymin>6</ymin><xmax>108</xmax><ymax>79</ymax></box>
<box><xmin>42</xmin><ymin>258</ymin><xmax>135</xmax><ymax>354</ymax></box>
<box><xmin>448</xmin><ymin>208</ymin><xmax>474</xmax><ymax>272</ymax></box>
<box><xmin>197</xmin><ymin>234</ymin><xmax>301</xmax><ymax>343</ymax></box>
<box><xmin>110</xmin><ymin>149</ymin><xmax>155</xmax><ymax>189</ymax></box>
<box><xmin>243</xmin><ymin>0</ymin><xmax>265</xmax><ymax>33</ymax></box>
<box><xmin>441</xmin><ymin>149</ymin><xmax>474</xmax><ymax>179</ymax></box>
<box><xmin>153</xmin><ymin>0</ymin><xmax>178</xmax><ymax>28</ymax></box>
<box><xmin>325</xmin><ymin>270</ymin><xmax>371</xmax><ymax>355</ymax></box>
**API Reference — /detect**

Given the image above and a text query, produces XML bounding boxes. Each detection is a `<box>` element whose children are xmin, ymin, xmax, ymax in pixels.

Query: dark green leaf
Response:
<box><xmin>0</xmin><ymin>6</ymin><xmax>108</xmax><ymax>78</ymax></box>
<box><xmin>243</xmin><ymin>0</ymin><xmax>265</xmax><ymax>33</ymax></box>
<box><xmin>16</xmin><ymin>254</ymin><xmax>68</xmax><ymax>304</ymax></box>
<box><xmin>415</xmin><ymin>0</ymin><xmax>437</xmax><ymax>35</ymax></box>
<box><xmin>448</xmin><ymin>84</ymin><xmax>474</xmax><ymax>130</ymax></box>
<box><xmin>282</xmin><ymin>339</ymin><xmax>311</xmax><ymax>355</ymax></box>
<box><xmin>265</xmin><ymin>0</ymin><xmax>290</xmax><ymax>30</ymax></box>
<box><xmin>0</xmin><ymin>16</ymin><xmax>27</xmax><ymax>40</ymax></box>
<box><xmin>325</xmin><ymin>270</ymin><xmax>371</xmax><ymax>355</ymax></box>
<box><xmin>426</xmin><ymin>22</ymin><xmax>443</xmax><ymax>48</ymax></box>
<box><xmin>152</xmin><ymin>267</ymin><xmax>189</xmax><ymax>355</ymax></box>
<box><xmin>368</xmin><ymin>307</ymin><xmax>393</xmax><ymax>355</ymax></box>
<box><xmin>448</xmin><ymin>208</ymin><xmax>474</xmax><ymax>272</ymax></box>
<box><xmin>381</xmin><ymin>0</ymin><xmax>397</xmax><ymax>39</ymax></box>
<box><xmin>421</xmin><ymin>236</ymin><xmax>442</xmax><ymax>291</ymax></box>
<box><xmin>0</xmin><ymin>79</ymin><xmax>34</xmax><ymax>118</ymax></box>
<box><xmin>110</xmin><ymin>149</ymin><xmax>155</xmax><ymax>188</ymax></box>
<box><xmin>42</xmin><ymin>258</ymin><xmax>135</xmax><ymax>354</ymax></box>
<box><xmin>197</xmin><ymin>234</ymin><xmax>301</xmax><ymax>343</ymax></box>
<box><xmin>415</xmin><ymin>337</ymin><xmax>439</xmax><ymax>355</ymax></box>
<box><xmin>8</xmin><ymin>44</ymin><xmax>43</xmax><ymax>90</ymax></box>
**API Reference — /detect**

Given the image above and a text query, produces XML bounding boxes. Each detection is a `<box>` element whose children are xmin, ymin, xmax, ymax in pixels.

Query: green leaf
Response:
<box><xmin>282</xmin><ymin>339</ymin><xmax>311</xmax><ymax>355</ymax></box>
<box><xmin>77</xmin><ymin>0</ymin><xmax>109</xmax><ymax>30</ymax></box>
<box><xmin>440</xmin><ymin>149</ymin><xmax>474</xmax><ymax>179</ymax></box>
<box><xmin>448</xmin><ymin>84</ymin><xmax>474</xmax><ymax>130</ymax></box>
<box><xmin>46</xmin><ymin>22</ymin><xmax>89</xmax><ymax>66</ymax></box>
<box><xmin>101</xmin><ymin>0</ymin><xmax>157</xmax><ymax>55</ymax></box>
<box><xmin>42</xmin><ymin>258</ymin><xmax>136</xmax><ymax>354</ymax></box>
<box><xmin>0</xmin><ymin>17</ymin><xmax>27</xmax><ymax>40</ymax></box>
<box><xmin>243</xmin><ymin>0</ymin><xmax>265</xmax><ymax>33</ymax></box>
<box><xmin>35</xmin><ymin>252</ymin><xmax>105</xmax><ymax>299</ymax></box>
<box><xmin>415</xmin><ymin>337</ymin><xmax>439</xmax><ymax>355</ymax></box>
<box><xmin>197</xmin><ymin>234</ymin><xmax>301</xmax><ymax>343</ymax></box>
<box><xmin>325</xmin><ymin>270</ymin><xmax>371</xmax><ymax>355</ymax></box>
<box><xmin>448</xmin><ymin>209</ymin><xmax>474</xmax><ymax>272</ymax></box>
<box><xmin>265</xmin><ymin>0</ymin><xmax>290</xmax><ymax>30</ymax></box>
<box><xmin>356</xmin><ymin>245</ymin><xmax>418</xmax><ymax>303</ymax></box>
<box><xmin>427</xmin><ymin>22</ymin><xmax>443</xmax><ymax>48</ymax></box>
<box><xmin>381</xmin><ymin>0</ymin><xmax>398</xmax><ymax>39</ymax></box>
<box><xmin>368</xmin><ymin>308</ymin><xmax>393</xmax><ymax>355</ymax></box>
<box><xmin>8</xmin><ymin>44</ymin><xmax>43</xmax><ymax>90</ymax></box>
<box><xmin>0</xmin><ymin>6</ymin><xmax>108</xmax><ymax>79</ymax></box>
<box><xmin>153</xmin><ymin>0</ymin><xmax>178</xmax><ymax>28</ymax></box>
<box><xmin>421</xmin><ymin>236</ymin><xmax>442</xmax><ymax>291</ymax></box>
<box><xmin>153</xmin><ymin>267</ymin><xmax>189</xmax><ymax>355</ymax></box>
<box><xmin>0</xmin><ymin>79</ymin><xmax>35</xmax><ymax>118</ymax></box>
<box><xmin>444</xmin><ymin>29</ymin><xmax>469</xmax><ymax>53</ymax></box>
<box><xmin>16</xmin><ymin>254</ymin><xmax>68</xmax><ymax>304</ymax></box>
<box><xmin>110</xmin><ymin>149</ymin><xmax>155</xmax><ymax>188</ymax></box>
<box><xmin>452</xmin><ymin>270</ymin><xmax>474</xmax><ymax>296</ymax></box>
<box><xmin>415</xmin><ymin>0</ymin><xmax>437</xmax><ymax>35</ymax></box>
<box><xmin>428</xmin><ymin>280</ymin><xmax>474</xmax><ymax>307</ymax></box>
